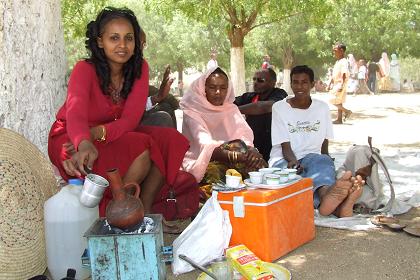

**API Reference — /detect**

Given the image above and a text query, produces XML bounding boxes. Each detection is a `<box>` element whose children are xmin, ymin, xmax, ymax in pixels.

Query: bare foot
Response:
<box><xmin>318</xmin><ymin>171</ymin><xmax>353</xmax><ymax>216</ymax></box>
<box><xmin>335</xmin><ymin>176</ymin><xmax>365</xmax><ymax>217</ymax></box>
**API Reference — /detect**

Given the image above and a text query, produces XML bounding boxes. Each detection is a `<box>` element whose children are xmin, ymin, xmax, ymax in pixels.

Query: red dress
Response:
<box><xmin>48</xmin><ymin>60</ymin><xmax>189</xmax><ymax>216</ymax></box>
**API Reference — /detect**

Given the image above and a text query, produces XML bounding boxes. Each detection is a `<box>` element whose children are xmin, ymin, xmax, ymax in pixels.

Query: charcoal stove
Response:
<box><xmin>84</xmin><ymin>214</ymin><xmax>168</xmax><ymax>280</ymax></box>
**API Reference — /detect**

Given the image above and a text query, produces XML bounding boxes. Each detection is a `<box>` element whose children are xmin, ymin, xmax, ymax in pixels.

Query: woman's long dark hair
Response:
<box><xmin>85</xmin><ymin>7</ymin><xmax>143</xmax><ymax>99</ymax></box>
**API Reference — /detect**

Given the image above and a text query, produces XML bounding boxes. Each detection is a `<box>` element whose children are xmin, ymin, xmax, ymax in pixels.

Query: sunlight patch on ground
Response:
<box><xmin>277</xmin><ymin>255</ymin><xmax>307</xmax><ymax>266</ymax></box>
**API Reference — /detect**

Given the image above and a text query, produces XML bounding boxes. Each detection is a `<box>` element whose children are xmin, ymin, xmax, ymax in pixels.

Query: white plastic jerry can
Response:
<box><xmin>44</xmin><ymin>179</ymin><xmax>99</xmax><ymax>280</ymax></box>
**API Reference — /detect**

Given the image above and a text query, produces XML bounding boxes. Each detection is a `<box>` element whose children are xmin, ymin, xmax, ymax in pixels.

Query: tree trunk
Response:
<box><xmin>228</xmin><ymin>28</ymin><xmax>246</xmax><ymax>96</ymax></box>
<box><xmin>281</xmin><ymin>45</ymin><xmax>294</xmax><ymax>94</ymax></box>
<box><xmin>176</xmin><ymin>61</ymin><xmax>184</xmax><ymax>96</ymax></box>
<box><xmin>223</xmin><ymin>4</ymin><xmax>259</xmax><ymax>95</ymax></box>
<box><xmin>0</xmin><ymin>0</ymin><xmax>66</xmax><ymax>155</ymax></box>
<box><xmin>230</xmin><ymin>47</ymin><xmax>246</xmax><ymax>96</ymax></box>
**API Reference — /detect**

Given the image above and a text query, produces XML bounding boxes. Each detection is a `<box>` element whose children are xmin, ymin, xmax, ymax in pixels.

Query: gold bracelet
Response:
<box><xmin>97</xmin><ymin>125</ymin><xmax>106</xmax><ymax>142</ymax></box>
<box><xmin>233</xmin><ymin>151</ymin><xmax>237</xmax><ymax>163</ymax></box>
<box><xmin>227</xmin><ymin>151</ymin><xmax>232</xmax><ymax>164</ymax></box>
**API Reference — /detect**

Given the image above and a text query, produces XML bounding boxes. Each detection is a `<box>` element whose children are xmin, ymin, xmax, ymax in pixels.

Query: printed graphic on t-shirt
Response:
<box><xmin>288</xmin><ymin>120</ymin><xmax>320</xmax><ymax>133</ymax></box>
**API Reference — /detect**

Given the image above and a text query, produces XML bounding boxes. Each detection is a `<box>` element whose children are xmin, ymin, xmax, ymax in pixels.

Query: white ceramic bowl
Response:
<box><xmin>225</xmin><ymin>175</ymin><xmax>241</xmax><ymax>188</ymax></box>
<box><xmin>258</xmin><ymin>167</ymin><xmax>281</xmax><ymax>174</ymax></box>
<box><xmin>248</xmin><ymin>171</ymin><xmax>263</xmax><ymax>184</ymax></box>
<box><xmin>265</xmin><ymin>174</ymin><xmax>281</xmax><ymax>185</ymax></box>
<box><xmin>276</xmin><ymin>171</ymin><xmax>289</xmax><ymax>183</ymax></box>
<box><xmin>285</xmin><ymin>168</ymin><xmax>297</xmax><ymax>180</ymax></box>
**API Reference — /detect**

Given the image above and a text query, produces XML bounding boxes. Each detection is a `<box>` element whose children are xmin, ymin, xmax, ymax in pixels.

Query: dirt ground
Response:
<box><xmin>164</xmin><ymin>92</ymin><xmax>420</xmax><ymax>280</ymax></box>
<box><xmin>165</xmin><ymin>208</ymin><xmax>420</xmax><ymax>280</ymax></box>
<box><xmin>44</xmin><ymin>93</ymin><xmax>420</xmax><ymax>280</ymax></box>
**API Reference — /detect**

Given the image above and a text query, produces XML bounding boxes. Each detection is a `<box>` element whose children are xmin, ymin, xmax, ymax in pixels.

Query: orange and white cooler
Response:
<box><xmin>217</xmin><ymin>178</ymin><xmax>315</xmax><ymax>262</ymax></box>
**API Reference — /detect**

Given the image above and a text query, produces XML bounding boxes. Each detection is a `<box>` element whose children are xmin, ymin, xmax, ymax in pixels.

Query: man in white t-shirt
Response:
<box><xmin>270</xmin><ymin>65</ymin><xmax>364</xmax><ymax>217</ymax></box>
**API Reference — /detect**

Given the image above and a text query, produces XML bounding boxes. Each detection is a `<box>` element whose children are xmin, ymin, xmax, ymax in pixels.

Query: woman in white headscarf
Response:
<box><xmin>180</xmin><ymin>67</ymin><xmax>266</xmax><ymax>186</ymax></box>
<box><xmin>389</xmin><ymin>53</ymin><xmax>401</xmax><ymax>91</ymax></box>
<box><xmin>378</xmin><ymin>52</ymin><xmax>390</xmax><ymax>77</ymax></box>
<box><xmin>378</xmin><ymin>52</ymin><xmax>392</xmax><ymax>92</ymax></box>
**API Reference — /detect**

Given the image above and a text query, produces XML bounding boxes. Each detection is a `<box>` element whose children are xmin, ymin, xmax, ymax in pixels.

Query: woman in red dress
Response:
<box><xmin>48</xmin><ymin>7</ymin><xmax>189</xmax><ymax>217</ymax></box>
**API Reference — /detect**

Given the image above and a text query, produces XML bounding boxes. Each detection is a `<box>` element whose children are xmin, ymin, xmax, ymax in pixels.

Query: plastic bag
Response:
<box><xmin>171</xmin><ymin>192</ymin><xmax>232</xmax><ymax>275</ymax></box>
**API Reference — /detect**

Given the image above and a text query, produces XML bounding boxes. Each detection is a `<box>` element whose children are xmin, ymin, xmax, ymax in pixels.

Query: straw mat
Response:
<box><xmin>0</xmin><ymin>128</ymin><xmax>58</xmax><ymax>280</ymax></box>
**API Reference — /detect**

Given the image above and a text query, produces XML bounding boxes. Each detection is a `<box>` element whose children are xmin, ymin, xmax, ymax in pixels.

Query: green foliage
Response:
<box><xmin>126</xmin><ymin>1</ymin><xmax>230</xmax><ymax>81</ymax></box>
<box><xmin>400</xmin><ymin>57</ymin><xmax>420</xmax><ymax>83</ymax></box>
<box><xmin>61</xmin><ymin>0</ymin><xmax>419</xmax><ymax>83</ymax></box>
<box><xmin>308</xmin><ymin>0</ymin><xmax>420</xmax><ymax>61</ymax></box>
<box><xmin>250</xmin><ymin>0</ymin><xmax>420</xmax><ymax>80</ymax></box>
<box><xmin>61</xmin><ymin>0</ymin><xmax>107</xmax><ymax>70</ymax></box>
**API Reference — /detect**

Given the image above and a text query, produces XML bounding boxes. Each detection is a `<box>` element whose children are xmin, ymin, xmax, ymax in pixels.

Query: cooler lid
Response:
<box><xmin>218</xmin><ymin>177</ymin><xmax>313</xmax><ymax>206</ymax></box>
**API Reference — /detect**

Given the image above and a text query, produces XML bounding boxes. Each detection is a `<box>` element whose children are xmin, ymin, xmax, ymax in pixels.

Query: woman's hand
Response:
<box><xmin>239</xmin><ymin>148</ymin><xmax>267</xmax><ymax>171</ymax></box>
<box><xmin>63</xmin><ymin>142</ymin><xmax>76</xmax><ymax>156</ymax></box>
<box><xmin>62</xmin><ymin>140</ymin><xmax>98</xmax><ymax>177</ymax></box>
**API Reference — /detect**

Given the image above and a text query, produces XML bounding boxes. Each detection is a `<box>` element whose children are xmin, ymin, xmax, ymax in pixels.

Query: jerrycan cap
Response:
<box><xmin>68</xmin><ymin>178</ymin><xmax>84</xmax><ymax>186</ymax></box>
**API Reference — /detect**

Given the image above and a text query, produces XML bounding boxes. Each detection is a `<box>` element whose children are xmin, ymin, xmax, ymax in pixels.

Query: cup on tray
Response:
<box><xmin>225</xmin><ymin>175</ymin><xmax>241</xmax><ymax>188</ymax></box>
<box><xmin>258</xmin><ymin>167</ymin><xmax>281</xmax><ymax>183</ymax></box>
<box><xmin>79</xmin><ymin>173</ymin><xmax>109</xmax><ymax>208</ymax></box>
<box><xmin>277</xmin><ymin>171</ymin><xmax>289</xmax><ymax>183</ymax></box>
<box><xmin>248</xmin><ymin>171</ymin><xmax>263</xmax><ymax>184</ymax></box>
<box><xmin>285</xmin><ymin>168</ymin><xmax>297</xmax><ymax>180</ymax></box>
<box><xmin>265</xmin><ymin>174</ymin><xmax>281</xmax><ymax>185</ymax></box>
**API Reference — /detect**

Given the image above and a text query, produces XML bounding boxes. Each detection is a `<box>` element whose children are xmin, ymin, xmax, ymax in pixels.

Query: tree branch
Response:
<box><xmin>250</xmin><ymin>11</ymin><xmax>304</xmax><ymax>31</ymax></box>
<box><xmin>221</xmin><ymin>0</ymin><xmax>239</xmax><ymax>24</ymax></box>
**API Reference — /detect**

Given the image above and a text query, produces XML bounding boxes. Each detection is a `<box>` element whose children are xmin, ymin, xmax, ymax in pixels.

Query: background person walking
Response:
<box><xmin>328</xmin><ymin>42</ymin><xmax>352</xmax><ymax>124</ymax></box>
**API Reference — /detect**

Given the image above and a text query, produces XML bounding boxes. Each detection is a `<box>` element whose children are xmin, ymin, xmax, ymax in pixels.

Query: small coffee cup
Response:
<box><xmin>79</xmin><ymin>173</ymin><xmax>109</xmax><ymax>208</ymax></box>
<box><xmin>285</xmin><ymin>168</ymin><xmax>297</xmax><ymax>180</ymax></box>
<box><xmin>265</xmin><ymin>174</ymin><xmax>281</xmax><ymax>185</ymax></box>
<box><xmin>248</xmin><ymin>171</ymin><xmax>263</xmax><ymax>184</ymax></box>
<box><xmin>277</xmin><ymin>171</ymin><xmax>289</xmax><ymax>183</ymax></box>
<box><xmin>258</xmin><ymin>167</ymin><xmax>281</xmax><ymax>183</ymax></box>
<box><xmin>225</xmin><ymin>175</ymin><xmax>241</xmax><ymax>188</ymax></box>
<box><xmin>258</xmin><ymin>167</ymin><xmax>281</xmax><ymax>174</ymax></box>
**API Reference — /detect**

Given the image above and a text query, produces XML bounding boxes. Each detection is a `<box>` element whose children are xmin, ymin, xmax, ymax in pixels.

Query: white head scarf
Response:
<box><xmin>379</xmin><ymin>52</ymin><xmax>390</xmax><ymax>76</ymax></box>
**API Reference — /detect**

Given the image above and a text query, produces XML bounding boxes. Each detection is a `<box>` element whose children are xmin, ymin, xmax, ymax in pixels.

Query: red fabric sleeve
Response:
<box><xmin>66</xmin><ymin>61</ymin><xmax>95</xmax><ymax>149</ymax></box>
<box><xmin>104</xmin><ymin>60</ymin><xmax>149</xmax><ymax>143</ymax></box>
<box><xmin>65</xmin><ymin>60</ymin><xmax>149</xmax><ymax>149</ymax></box>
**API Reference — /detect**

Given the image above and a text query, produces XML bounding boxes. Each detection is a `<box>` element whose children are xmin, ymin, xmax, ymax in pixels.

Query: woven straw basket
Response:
<box><xmin>0</xmin><ymin>128</ymin><xmax>58</xmax><ymax>280</ymax></box>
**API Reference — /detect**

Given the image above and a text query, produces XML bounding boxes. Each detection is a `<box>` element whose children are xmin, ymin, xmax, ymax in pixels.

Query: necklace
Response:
<box><xmin>109</xmin><ymin>79</ymin><xmax>124</xmax><ymax>104</ymax></box>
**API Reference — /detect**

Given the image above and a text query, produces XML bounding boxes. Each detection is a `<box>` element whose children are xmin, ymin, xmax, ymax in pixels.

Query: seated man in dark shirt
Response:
<box><xmin>234</xmin><ymin>68</ymin><xmax>288</xmax><ymax>161</ymax></box>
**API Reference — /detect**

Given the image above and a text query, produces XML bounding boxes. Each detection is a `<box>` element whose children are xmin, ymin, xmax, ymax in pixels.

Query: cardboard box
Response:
<box><xmin>218</xmin><ymin>178</ymin><xmax>315</xmax><ymax>262</ymax></box>
<box><xmin>226</xmin><ymin>244</ymin><xmax>274</xmax><ymax>280</ymax></box>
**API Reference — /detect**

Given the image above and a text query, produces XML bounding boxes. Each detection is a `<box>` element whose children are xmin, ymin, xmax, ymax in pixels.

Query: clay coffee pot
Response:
<box><xmin>105</xmin><ymin>168</ymin><xmax>145</xmax><ymax>230</ymax></box>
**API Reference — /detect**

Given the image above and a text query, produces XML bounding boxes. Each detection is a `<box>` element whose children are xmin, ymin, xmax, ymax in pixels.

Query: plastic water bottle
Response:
<box><xmin>44</xmin><ymin>179</ymin><xmax>98</xmax><ymax>280</ymax></box>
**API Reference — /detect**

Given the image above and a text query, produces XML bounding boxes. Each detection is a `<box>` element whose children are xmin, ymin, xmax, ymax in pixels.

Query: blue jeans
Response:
<box><xmin>272</xmin><ymin>153</ymin><xmax>336</xmax><ymax>208</ymax></box>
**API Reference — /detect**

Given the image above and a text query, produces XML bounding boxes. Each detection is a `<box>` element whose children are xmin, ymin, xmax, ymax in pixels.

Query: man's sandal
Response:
<box><xmin>371</xmin><ymin>215</ymin><xmax>407</xmax><ymax>230</ymax></box>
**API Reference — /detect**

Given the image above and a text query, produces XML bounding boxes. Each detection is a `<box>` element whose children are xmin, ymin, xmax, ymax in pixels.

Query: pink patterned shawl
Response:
<box><xmin>180</xmin><ymin>67</ymin><xmax>254</xmax><ymax>182</ymax></box>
